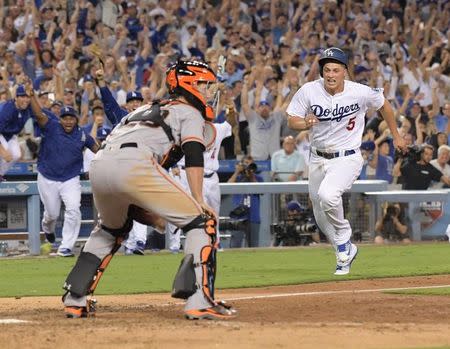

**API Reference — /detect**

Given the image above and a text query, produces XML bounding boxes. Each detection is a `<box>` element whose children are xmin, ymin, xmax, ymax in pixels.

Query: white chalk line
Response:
<box><xmin>223</xmin><ymin>284</ymin><xmax>450</xmax><ymax>302</ymax></box>
<box><xmin>0</xmin><ymin>319</ymin><xmax>32</xmax><ymax>324</ymax></box>
<box><xmin>130</xmin><ymin>283</ymin><xmax>450</xmax><ymax>309</ymax></box>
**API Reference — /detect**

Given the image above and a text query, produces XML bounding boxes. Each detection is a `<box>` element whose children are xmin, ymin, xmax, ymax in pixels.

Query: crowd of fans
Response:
<box><xmin>0</xmin><ymin>0</ymin><xmax>447</xmax><ymax>183</ymax></box>
<box><xmin>0</xmin><ymin>0</ymin><xmax>449</xmax><ymax>244</ymax></box>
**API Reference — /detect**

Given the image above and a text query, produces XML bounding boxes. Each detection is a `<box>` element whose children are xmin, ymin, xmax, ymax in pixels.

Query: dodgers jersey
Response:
<box><xmin>177</xmin><ymin>121</ymin><xmax>232</xmax><ymax>173</ymax></box>
<box><xmin>38</xmin><ymin>119</ymin><xmax>96</xmax><ymax>181</ymax></box>
<box><xmin>286</xmin><ymin>79</ymin><xmax>385</xmax><ymax>151</ymax></box>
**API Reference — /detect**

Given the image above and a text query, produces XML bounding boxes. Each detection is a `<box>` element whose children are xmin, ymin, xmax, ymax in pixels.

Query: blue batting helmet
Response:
<box><xmin>318</xmin><ymin>47</ymin><xmax>348</xmax><ymax>77</ymax></box>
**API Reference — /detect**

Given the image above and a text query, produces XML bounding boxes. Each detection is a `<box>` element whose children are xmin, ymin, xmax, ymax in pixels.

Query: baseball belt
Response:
<box><xmin>313</xmin><ymin>148</ymin><xmax>356</xmax><ymax>159</ymax></box>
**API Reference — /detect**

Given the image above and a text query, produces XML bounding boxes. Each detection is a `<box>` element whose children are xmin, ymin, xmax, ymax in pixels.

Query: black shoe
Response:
<box><xmin>45</xmin><ymin>233</ymin><xmax>56</xmax><ymax>243</ymax></box>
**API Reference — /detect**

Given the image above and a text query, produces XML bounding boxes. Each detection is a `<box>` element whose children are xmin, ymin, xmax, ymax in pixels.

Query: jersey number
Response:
<box><xmin>346</xmin><ymin>117</ymin><xmax>356</xmax><ymax>131</ymax></box>
<box><xmin>210</xmin><ymin>147</ymin><xmax>217</xmax><ymax>159</ymax></box>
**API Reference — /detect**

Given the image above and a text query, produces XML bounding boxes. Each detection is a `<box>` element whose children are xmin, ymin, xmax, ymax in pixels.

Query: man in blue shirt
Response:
<box><xmin>227</xmin><ymin>155</ymin><xmax>263</xmax><ymax>247</ymax></box>
<box><xmin>375</xmin><ymin>139</ymin><xmax>394</xmax><ymax>183</ymax></box>
<box><xmin>28</xmin><ymin>87</ymin><xmax>99</xmax><ymax>257</ymax></box>
<box><xmin>0</xmin><ymin>85</ymin><xmax>34</xmax><ymax>180</ymax></box>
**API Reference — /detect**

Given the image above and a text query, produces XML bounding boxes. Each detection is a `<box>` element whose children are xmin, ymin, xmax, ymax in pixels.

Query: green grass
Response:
<box><xmin>0</xmin><ymin>243</ymin><xmax>449</xmax><ymax>298</ymax></box>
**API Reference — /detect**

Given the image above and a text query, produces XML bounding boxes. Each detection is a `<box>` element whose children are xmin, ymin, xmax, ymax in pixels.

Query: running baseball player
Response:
<box><xmin>286</xmin><ymin>47</ymin><xmax>407</xmax><ymax>275</ymax></box>
<box><xmin>27</xmin><ymin>84</ymin><xmax>99</xmax><ymax>257</ymax></box>
<box><xmin>62</xmin><ymin>60</ymin><xmax>236</xmax><ymax>320</ymax></box>
<box><xmin>168</xmin><ymin>120</ymin><xmax>232</xmax><ymax>252</ymax></box>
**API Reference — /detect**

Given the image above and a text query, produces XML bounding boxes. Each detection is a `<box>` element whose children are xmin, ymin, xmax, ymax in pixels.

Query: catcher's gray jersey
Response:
<box><xmin>103</xmin><ymin>102</ymin><xmax>206</xmax><ymax>164</ymax></box>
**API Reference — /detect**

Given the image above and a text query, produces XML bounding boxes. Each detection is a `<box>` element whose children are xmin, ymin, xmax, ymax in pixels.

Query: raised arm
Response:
<box><xmin>26</xmin><ymin>83</ymin><xmax>49</xmax><ymax>128</ymax></box>
<box><xmin>95</xmin><ymin>68</ymin><xmax>127</xmax><ymax>126</ymax></box>
<box><xmin>240</xmin><ymin>76</ymin><xmax>251</xmax><ymax>118</ymax></box>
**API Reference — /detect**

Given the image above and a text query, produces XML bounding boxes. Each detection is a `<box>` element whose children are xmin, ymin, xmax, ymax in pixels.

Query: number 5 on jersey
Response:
<box><xmin>346</xmin><ymin>117</ymin><xmax>356</xmax><ymax>131</ymax></box>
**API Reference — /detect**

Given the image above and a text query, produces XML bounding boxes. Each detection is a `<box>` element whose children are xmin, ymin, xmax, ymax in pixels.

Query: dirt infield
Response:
<box><xmin>1</xmin><ymin>275</ymin><xmax>450</xmax><ymax>349</ymax></box>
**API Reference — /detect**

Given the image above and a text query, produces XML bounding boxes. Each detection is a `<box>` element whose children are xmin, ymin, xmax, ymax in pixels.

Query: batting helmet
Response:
<box><xmin>166</xmin><ymin>60</ymin><xmax>217</xmax><ymax>121</ymax></box>
<box><xmin>318</xmin><ymin>47</ymin><xmax>349</xmax><ymax>77</ymax></box>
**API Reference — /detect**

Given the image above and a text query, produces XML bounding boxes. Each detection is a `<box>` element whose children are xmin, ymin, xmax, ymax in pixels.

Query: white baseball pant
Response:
<box><xmin>0</xmin><ymin>135</ymin><xmax>22</xmax><ymax>176</ymax></box>
<box><xmin>308</xmin><ymin>151</ymin><xmax>363</xmax><ymax>247</ymax></box>
<box><xmin>37</xmin><ymin>172</ymin><xmax>82</xmax><ymax>251</ymax></box>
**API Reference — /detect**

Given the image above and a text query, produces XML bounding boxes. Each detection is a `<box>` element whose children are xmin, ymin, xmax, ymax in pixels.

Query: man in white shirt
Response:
<box><xmin>430</xmin><ymin>145</ymin><xmax>450</xmax><ymax>188</ymax></box>
<box><xmin>287</xmin><ymin>47</ymin><xmax>407</xmax><ymax>275</ymax></box>
<box><xmin>271</xmin><ymin>136</ymin><xmax>306</xmax><ymax>182</ymax></box>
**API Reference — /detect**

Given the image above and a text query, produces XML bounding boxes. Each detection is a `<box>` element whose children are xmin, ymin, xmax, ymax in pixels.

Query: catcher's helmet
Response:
<box><xmin>166</xmin><ymin>60</ymin><xmax>217</xmax><ymax>121</ymax></box>
<box><xmin>318</xmin><ymin>47</ymin><xmax>348</xmax><ymax>77</ymax></box>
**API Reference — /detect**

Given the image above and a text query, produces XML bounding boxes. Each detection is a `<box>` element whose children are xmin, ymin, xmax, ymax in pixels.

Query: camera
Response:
<box><xmin>382</xmin><ymin>204</ymin><xmax>399</xmax><ymax>223</ymax></box>
<box><xmin>220</xmin><ymin>218</ymin><xmax>247</xmax><ymax>231</ymax></box>
<box><xmin>240</xmin><ymin>162</ymin><xmax>257</xmax><ymax>173</ymax></box>
<box><xmin>396</xmin><ymin>144</ymin><xmax>422</xmax><ymax>162</ymax></box>
<box><xmin>271</xmin><ymin>215</ymin><xmax>318</xmax><ymax>246</ymax></box>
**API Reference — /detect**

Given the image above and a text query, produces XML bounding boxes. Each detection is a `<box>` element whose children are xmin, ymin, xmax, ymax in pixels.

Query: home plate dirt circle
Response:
<box><xmin>0</xmin><ymin>275</ymin><xmax>449</xmax><ymax>349</ymax></box>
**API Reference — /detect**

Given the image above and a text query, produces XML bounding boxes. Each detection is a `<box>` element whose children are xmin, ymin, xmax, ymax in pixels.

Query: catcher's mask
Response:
<box><xmin>166</xmin><ymin>60</ymin><xmax>218</xmax><ymax>121</ymax></box>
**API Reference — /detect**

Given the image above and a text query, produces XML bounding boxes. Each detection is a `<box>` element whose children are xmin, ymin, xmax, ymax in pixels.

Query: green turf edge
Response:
<box><xmin>1</xmin><ymin>243</ymin><xmax>450</xmax><ymax>298</ymax></box>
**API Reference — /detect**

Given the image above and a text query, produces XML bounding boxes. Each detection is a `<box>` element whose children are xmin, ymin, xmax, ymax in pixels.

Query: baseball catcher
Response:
<box><xmin>61</xmin><ymin>60</ymin><xmax>237</xmax><ymax>320</ymax></box>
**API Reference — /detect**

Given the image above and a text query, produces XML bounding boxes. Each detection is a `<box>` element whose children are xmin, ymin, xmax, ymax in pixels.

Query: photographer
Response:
<box><xmin>272</xmin><ymin>201</ymin><xmax>320</xmax><ymax>247</ymax></box>
<box><xmin>228</xmin><ymin>155</ymin><xmax>263</xmax><ymax>247</ymax></box>
<box><xmin>375</xmin><ymin>203</ymin><xmax>410</xmax><ymax>244</ymax></box>
<box><xmin>398</xmin><ymin>144</ymin><xmax>450</xmax><ymax>189</ymax></box>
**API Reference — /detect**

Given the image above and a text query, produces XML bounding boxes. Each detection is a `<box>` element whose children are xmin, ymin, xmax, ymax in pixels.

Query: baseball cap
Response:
<box><xmin>38</xmin><ymin>90</ymin><xmax>50</xmax><ymax>97</ymax></box>
<box><xmin>125</xmin><ymin>48</ymin><xmax>136</xmax><ymax>57</ymax></box>
<box><xmin>185</xmin><ymin>21</ymin><xmax>197</xmax><ymax>29</ymax></box>
<box><xmin>51</xmin><ymin>100</ymin><xmax>63</xmax><ymax>107</ymax></box>
<box><xmin>378</xmin><ymin>48</ymin><xmax>389</xmax><ymax>56</ymax></box>
<box><xmin>259</xmin><ymin>100</ymin><xmax>271</xmax><ymax>107</ymax></box>
<box><xmin>40</xmin><ymin>6</ymin><xmax>53</xmax><ymax>12</ymax></box>
<box><xmin>126</xmin><ymin>91</ymin><xmax>143</xmax><ymax>102</ymax></box>
<box><xmin>354</xmin><ymin>65</ymin><xmax>371</xmax><ymax>74</ymax></box>
<box><xmin>60</xmin><ymin>106</ymin><xmax>78</xmax><ymax>118</ymax></box>
<box><xmin>15</xmin><ymin>85</ymin><xmax>27</xmax><ymax>97</ymax></box>
<box><xmin>148</xmin><ymin>8</ymin><xmax>167</xmax><ymax>17</ymax></box>
<box><xmin>84</xmin><ymin>74</ymin><xmax>94</xmax><ymax>82</ymax></box>
<box><xmin>97</xmin><ymin>126</ymin><xmax>111</xmax><ymax>141</ymax></box>
<box><xmin>360</xmin><ymin>141</ymin><xmax>375</xmax><ymax>151</ymax></box>
<box><xmin>64</xmin><ymin>88</ymin><xmax>74</xmax><ymax>94</ymax></box>
<box><xmin>287</xmin><ymin>201</ymin><xmax>303</xmax><ymax>212</ymax></box>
